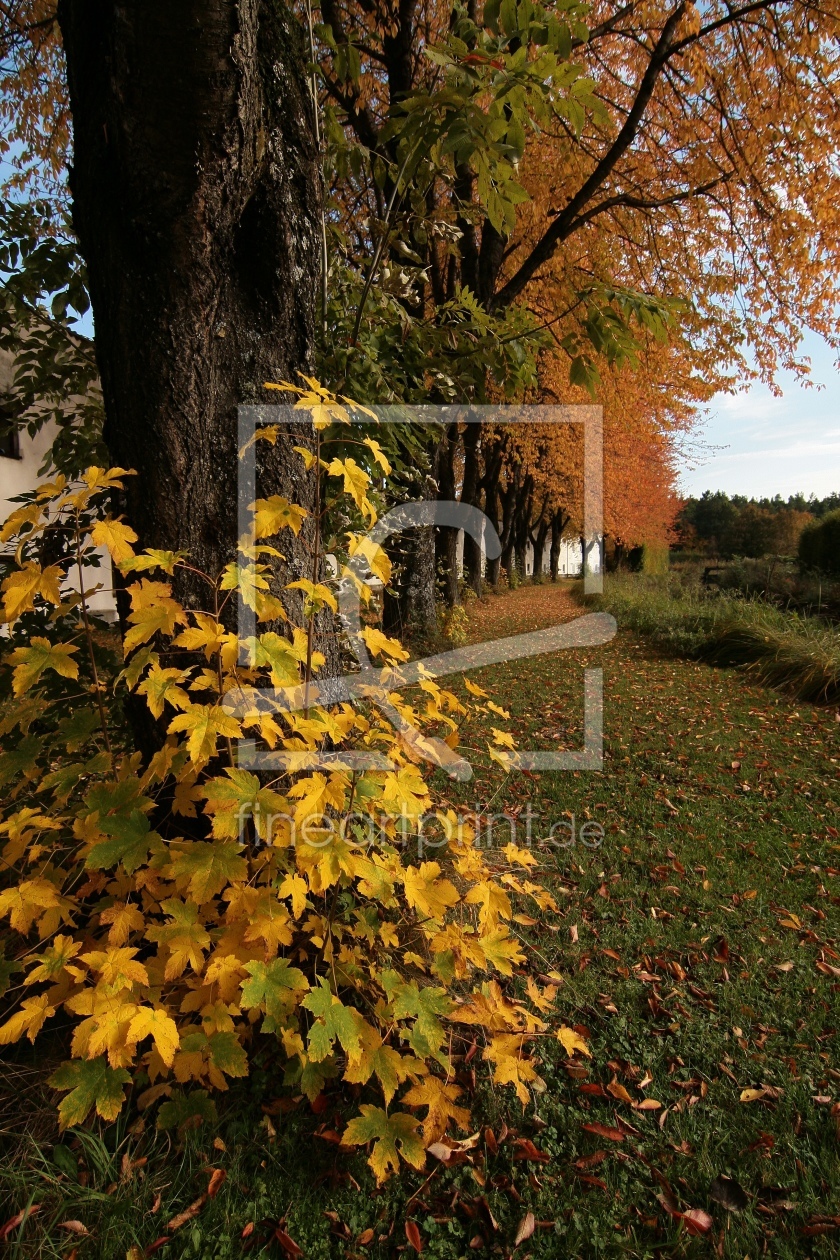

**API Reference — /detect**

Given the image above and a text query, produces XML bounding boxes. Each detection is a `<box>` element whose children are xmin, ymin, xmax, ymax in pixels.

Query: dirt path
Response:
<box><xmin>463</xmin><ymin>580</ymin><xmax>581</xmax><ymax>644</ymax></box>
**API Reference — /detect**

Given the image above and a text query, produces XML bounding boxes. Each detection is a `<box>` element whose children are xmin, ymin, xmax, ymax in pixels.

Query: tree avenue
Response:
<box><xmin>2</xmin><ymin>0</ymin><xmax>840</xmax><ymax>595</ymax></box>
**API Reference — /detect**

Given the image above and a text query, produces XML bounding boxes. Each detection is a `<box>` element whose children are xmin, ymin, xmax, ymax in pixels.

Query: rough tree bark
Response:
<box><xmin>57</xmin><ymin>0</ymin><xmax>322</xmax><ymax>609</ymax></box>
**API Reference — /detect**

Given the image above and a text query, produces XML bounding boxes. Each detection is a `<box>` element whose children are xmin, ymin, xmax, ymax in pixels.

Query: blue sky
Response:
<box><xmin>678</xmin><ymin>328</ymin><xmax>840</xmax><ymax>501</ymax></box>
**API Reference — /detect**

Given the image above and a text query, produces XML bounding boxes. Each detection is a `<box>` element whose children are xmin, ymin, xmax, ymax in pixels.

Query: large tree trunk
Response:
<box><xmin>58</xmin><ymin>0</ymin><xmax>322</xmax><ymax>610</ymax></box>
<box><xmin>434</xmin><ymin>423</ymin><xmax>460</xmax><ymax>607</ymax></box>
<box><xmin>460</xmin><ymin>424</ymin><xmax>484</xmax><ymax>597</ymax></box>
<box><xmin>549</xmin><ymin>509</ymin><xmax>568</xmax><ymax>581</ymax></box>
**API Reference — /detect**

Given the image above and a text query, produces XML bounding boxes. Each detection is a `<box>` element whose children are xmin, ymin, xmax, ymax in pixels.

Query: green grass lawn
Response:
<box><xmin>2</xmin><ymin>581</ymin><xmax>839</xmax><ymax>1259</ymax></box>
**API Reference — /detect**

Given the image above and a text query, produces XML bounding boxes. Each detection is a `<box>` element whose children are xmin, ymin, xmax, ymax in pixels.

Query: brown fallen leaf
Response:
<box><xmin>710</xmin><ymin>1175</ymin><xmax>749</xmax><ymax>1212</ymax></box>
<box><xmin>681</xmin><ymin>1208</ymin><xmax>714</xmax><ymax>1235</ymax></box>
<box><xmin>206</xmin><ymin>1168</ymin><xmax>226</xmax><ymax>1199</ymax></box>
<box><xmin>58</xmin><ymin>1221</ymin><xmax>90</xmax><ymax>1236</ymax></box>
<box><xmin>634</xmin><ymin>1099</ymin><xmax>663</xmax><ymax>1111</ymax></box>
<box><xmin>405</xmin><ymin>1219</ymin><xmax>423</xmax><ymax>1253</ymax></box>
<box><xmin>581</xmin><ymin>1122</ymin><xmax>624</xmax><ymax>1143</ymax></box>
<box><xmin>358</xmin><ymin>1227</ymin><xmax>375</xmax><ymax>1246</ymax></box>
<box><xmin>274</xmin><ymin>1227</ymin><xmax>303</xmax><ymax>1257</ymax></box>
<box><xmin>514</xmin><ymin>1212</ymin><xmax>535</xmax><ymax>1247</ymax></box>
<box><xmin>512</xmin><ymin>1139</ymin><xmax>550</xmax><ymax>1163</ymax></box>
<box><xmin>0</xmin><ymin>1205</ymin><xmax>41</xmax><ymax>1241</ymax></box>
<box><xmin>607</xmin><ymin>1079</ymin><xmax>634</xmax><ymax>1105</ymax></box>
<box><xmin>145</xmin><ymin>1237</ymin><xmax>172</xmax><ymax>1255</ymax></box>
<box><xmin>167</xmin><ymin>1196</ymin><xmax>206</xmax><ymax>1232</ymax></box>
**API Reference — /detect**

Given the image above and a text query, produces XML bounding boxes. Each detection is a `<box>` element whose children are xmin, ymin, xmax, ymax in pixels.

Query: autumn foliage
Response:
<box><xmin>0</xmin><ymin>386</ymin><xmax>590</xmax><ymax>1177</ymax></box>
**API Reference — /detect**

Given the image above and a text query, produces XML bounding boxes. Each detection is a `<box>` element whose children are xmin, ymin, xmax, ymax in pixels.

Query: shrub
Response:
<box><xmin>799</xmin><ymin>509</ymin><xmax>840</xmax><ymax>576</ymax></box>
<box><xmin>0</xmin><ymin>385</ymin><xmax>577</xmax><ymax>1180</ymax></box>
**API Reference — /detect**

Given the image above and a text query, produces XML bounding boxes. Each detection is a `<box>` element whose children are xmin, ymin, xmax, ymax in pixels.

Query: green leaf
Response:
<box><xmin>301</xmin><ymin>978</ymin><xmax>368</xmax><ymax>1062</ymax></box>
<box><xmin>0</xmin><ymin>947</ymin><xmax>22</xmax><ymax>1000</ymax></box>
<box><xmin>0</xmin><ymin>736</ymin><xmax>42</xmax><ymax>787</ymax></box>
<box><xmin>239</xmin><ymin>958</ymin><xmax>309</xmax><ymax>1033</ymax></box>
<box><xmin>167</xmin><ymin>841</ymin><xmax>248</xmax><ymax>902</ymax></box>
<box><xmin>86</xmin><ymin>810</ymin><xmax>163</xmax><ymax>874</ymax></box>
<box><xmin>208</xmin><ymin>1031</ymin><xmax>249</xmax><ymax>1078</ymax></box>
<box><xmin>48</xmin><ymin>1058</ymin><xmax>131</xmax><ymax>1129</ymax></box>
<box><xmin>157</xmin><ymin>1088</ymin><xmax>218</xmax><ymax>1134</ymax></box>
<box><xmin>56</xmin><ymin>707</ymin><xmax>100</xmax><ymax>752</ymax></box>
<box><xmin>382</xmin><ymin>973</ymin><xmax>453</xmax><ymax>1062</ymax></box>
<box><xmin>201</xmin><ymin>768</ymin><xmax>288</xmax><ymax>841</ymax></box>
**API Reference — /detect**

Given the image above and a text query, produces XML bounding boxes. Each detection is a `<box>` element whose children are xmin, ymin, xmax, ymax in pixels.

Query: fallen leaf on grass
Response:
<box><xmin>606</xmin><ymin>1079</ymin><xmax>634</xmax><ymax>1104</ymax></box>
<box><xmin>274</xmin><ymin>1227</ymin><xmax>303</xmax><ymax>1257</ymax></box>
<box><xmin>739</xmin><ymin>1088</ymin><xmax>767</xmax><ymax>1104</ymax></box>
<box><xmin>709</xmin><ymin>1176</ymin><xmax>749</xmax><ymax>1212</ymax></box>
<box><xmin>581</xmin><ymin>1122</ymin><xmax>624</xmax><ymax>1142</ymax></box>
<box><xmin>0</xmin><ymin>1205</ymin><xmax>40</xmax><ymax>1240</ymax></box>
<box><xmin>634</xmin><ymin>1099</ymin><xmax>663</xmax><ymax>1111</ymax></box>
<box><xmin>357</xmin><ymin>1228</ymin><xmax>375</xmax><ymax>1246</ymax></box>
<box><xmin>514</xmin><ymin>1212</ymin><xmax>535</xmax><ymax>1246</ymax></box>
<box><xmin>206</xmin><ymin>1168</ymin><xmax>226</xmax><ymax>1198</ymax></box>
<box><xmin>58</xmin><ymin>1220</ymin><xmax>90</xmax><ymax>1236</ymax></box>
<box><xmin>681</xmin><ymin>1208</ymin><xmax>714</xmax><ymax>1235</ymax></box>
<box><xmin>512</xmin><ymin>1138</ymin><xmax>550</xmax><ymax>1163</ymax></box>
<box><xmin>405</xmin><ymin>1220</ymin><xmax>423</xmax><ymax>1252</ymax></box>
<box><xmin>167</xmin><ymin>1196</ymin><xmax>206</xmax><ymax>1231</ymax></box>
<box><xmin>557</xmin><ymin>1026</ymin><xmax>590</xmax><ymax>1057</ymax></box>
<box><xmin>145</xmin><ymin>1237</ymin><xmax>171</xmax><ymax>1255</ymax></box>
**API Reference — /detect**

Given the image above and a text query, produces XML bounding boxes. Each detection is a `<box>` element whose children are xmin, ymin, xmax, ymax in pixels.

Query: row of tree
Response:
<box><xmin>2</xmin><ymin>0</ymin><xmax>840</xmax><ymax>631</ymax></box>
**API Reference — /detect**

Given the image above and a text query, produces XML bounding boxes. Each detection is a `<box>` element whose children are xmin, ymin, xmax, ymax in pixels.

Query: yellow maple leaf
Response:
<box><xmin>250</xmin><ymin>495</ymin><xmax>308</xmax><ymax>538</ymax></box>
<box><xmin>403</xmin><ymin>862</ymin><xmax>460</xmax><ymax>922</ymax></box>
<box><xmin>278</xmin><ymin>873</ymin><xmax>309</xmax><ymax>919</ymax></box>
<box><xmin>219</xmin><ymin>562</ymin><xmax>270</xmax><ymax>612</ymax></box>
<box><xmin>2</xmin><ymin>561</ymin><xmax>63</xmax><ymax>622</ymax></box>
<box><xmin>381</xmin><ymin>766</ymin><xmax>429</xmax><ymax>820</ymax></box>
<box><xmin>91</xmin><ymin>517</ymin><xmax>138</xmax><ymax>564</ymax></box>
<box><xmin>478</xmin><ymin>928</ymin><xmax>525</xmax><ymax>976</ymax></box>
<box><xmin>137</xmin><ymin>664</ymin><xmax>191</xmax><ymax>718</ymax></box>
<box><xmin>491</xmin><ymin>727</ymin><xmax>517</xmax><ymax>750</ymax></box>
<box><xmin>287</xmin><ymin>772</ymin><xmax>348</xmax><ymax>827</ymax></box>
<box><xmin>124</xmin><ymin>580</ymin><xmax>187</xmax><ymax>653</ymax></box>
<box><xmin>286</xmin><ymin>578</ymin><xmax>338</xmax><ymax>614</ymax></box>
<box><xmin>362</xmin><ymin>435</ymin><xmax>392</xmax><ymax>474</ymax></box>
<box><xmin>465</xmin><ymin>880</ymin><xmax>512</xmax><ymax>932</ymax></box>
<box><xmin>326</xmin><ymin>457</ymin><xmax>376</xmax><ymax>523</ymax></box>
<box><xmin>84</xmin><ymin>466</ymin><xmax>131</xmax><ymax>491</ymax></box>
<box><xmin>0</xmin><ymin>993</ymin><xmax>56</xmax><ymax>1045</ymax></box>
<box><xmin>557</xmin><ymin>1025</ymin><xmax>591</xmax><ymax>1058</ymax></box>
<box><xmin>99</xmin><ymin>902</ymin><xmax>146</xmax><ymax>946</ymax></box>
<box><xmin>484</xmin><ymin>1033</ymin><xmax>539</xmax><ymax>1104</ymax></box>
<box><xmin>0</xmin><ymin>878</ymin><xmax>64</xmax><ymax>934</ymax></box>
<box><xmin>9</xmin><ymin>638</ymin><xmax>79</xmax><ymax>696</ymax></box>
<box><xmin>362</xmin><ymin>626</ymin><xmax>409</xmax><ymax>661</ymax></box>
<box><xmin>127</xmin><ymin>1007</ymin><xmax>180</xmax><ymax>1067</ymax></box>
<box><xmin>82</xmin><ymin>946</ymin><xmax>150</xmax><ymax>994</ymax></box>
<box><xmin>168</xmin><ymin>705</ymin><xmax>242</xmax><ymax>765</ymax></box>
<box><xmin>402</xmin><ymin>1075</ymin><xmax>471</xmax><ymax>1144</ymax></box>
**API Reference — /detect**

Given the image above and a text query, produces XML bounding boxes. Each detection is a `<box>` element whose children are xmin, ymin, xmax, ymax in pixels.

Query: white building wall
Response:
<box><xmin>455</xmin><ymin>528</ymin><xmax>602</xmax><ymax>578</ymax></box>
<box><xmin>0</xmin><ymin>351</ymin><xmax>116</xmax><ymax>618</ymax></box>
